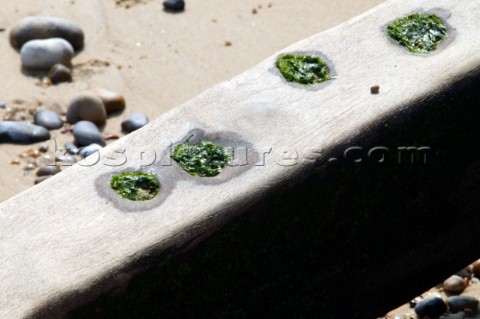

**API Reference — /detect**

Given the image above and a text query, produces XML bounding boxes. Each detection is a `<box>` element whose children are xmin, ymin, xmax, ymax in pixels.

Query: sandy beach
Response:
<box><xmin>0</xmin><ymin>0</ymin><xmax>384</xmax><ymax>201</ymax></box>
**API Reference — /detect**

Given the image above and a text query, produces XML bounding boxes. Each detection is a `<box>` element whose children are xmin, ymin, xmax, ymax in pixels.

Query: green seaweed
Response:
<box><xmin>171</xmin><ymin>140</ymin><xmax>232</xmax><ymax>177</ymax></box>
<box><xmin>275</xmin><ymin>54</ymin><xmax>330</xmax><ymax>85</ymax></box>
<box><xmin>387</xmin><ymin>13</ymin><xmax>447</xmax><ymax>53</ymax></box>
<box><xmin>110</xmin><ymin>171</ymin><xmax>159</xmax><ymax>201</ymax></box>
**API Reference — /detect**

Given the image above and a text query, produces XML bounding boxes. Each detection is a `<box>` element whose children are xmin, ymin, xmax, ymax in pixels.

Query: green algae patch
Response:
<box><xmin>387</xmin><ymin>13</ymin><xmax>447</xmax><ymax>53</ymax></box>
<box><xmin>171</xmin><ymin>140</ymin><xmax>233</xmax><ymax>177</ymax></box>
<box><xmin>110</xmin><ymin>171</ymin><xmax>160</xmax><ymax>201</ymax></box>
<box><xmin>276</xmin><ymin>54</ymin><xmax>331</xmax><ymax>85</ymax></box>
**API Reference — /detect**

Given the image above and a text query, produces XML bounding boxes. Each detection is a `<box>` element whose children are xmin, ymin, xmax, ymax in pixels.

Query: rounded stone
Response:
<box><xmin>163</xmin><ymin>0</ymin><xmax>185</xmax><ymax>11</ymax></box>
<box><xmin>36</xmin><ymin>165</ymin><xmax>61</xmax><ymax>177</ymax></box>
<box><xmin>34</xmin><ymin>176</ymin><xmax>51</xmax><ymax>184</ymax></box>
<box><xmin>65</xmin><ymin>141</ymin><xmax>80</xmax><ymax>155</ymax></box>
<box><xmin>73</xmin><ymin>121</ymin><xmax>106</xmax><ymax>147</ymax></box>
<box><xmin>67</xmin><ymin>92</ymin><xmax>107</xmax><ymax>126</ymax></box>
<box><xmin>34</xmin><ymin>109</ymin><xmax>63</xmax><ymax>130</ymax></box>
<box><xmin>48</xmin><ymin>64</ymin><xmax>72</xmax><ymax>84</ymax></box>
<box><xmin>414</xmin><ymin>297</ymin><xmax>447</xmax><ymax>319</ymax></box>
<box><xmin>91</xmin><ymin>88</ymin><xmax>126</xmax><ymax>114</ymax></box>
<box><xmin>10</xmin><ymin>16</ymin><xmax>84</xmax><ymax>51</ymax></box>
<box><xmin>121</xmin><ymin>113</ymin><xmax>149</xmax><ymax>133</ymax></box>
<box><xmin>443</xmin><ymin>275</ymin><xmax>467</xmax><ymax>293</ymax></box>
<box><xmin>21</xmin><ymin>38</ymin><xmax>74</xmax><ymax>70</ymax></box>
<box><xmin>447</xmin><ymin>296</ymin><xmax>479</xmax><ymax>313</ymax></box>
<box><xmin>472</xmin><ymin>259</ymin><xmax>480</xmax><ymax>277</ymax></box>
<box><xmin>0</xmin><ymin>122</ymin><xmax>50</xmax><ymax>144</ymax></box>
<box><xmin>79</xmin><ymin>143</ymin><xmax>103</xmax><ymax>158</ymax></box>
<box><xmin>55</xmin><ymin>154</ymin><xmax>77</xmax><ymax>166</ymax></box>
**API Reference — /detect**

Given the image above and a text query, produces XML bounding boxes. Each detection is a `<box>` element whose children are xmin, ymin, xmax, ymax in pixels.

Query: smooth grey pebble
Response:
<box><xmin>447</xmin><ymin>296</ymin><xmax>479</xmax><ymax>313</ymax></box>
<box><xmin>34</xmin><ymin>109</ymin><xmax>63</xmax><ymax>130</ymax></box>
<box><xmin>73</xmin><ymin>121</ymin><xmax>106</xmax><ymax>147</ymax></box>
<box><xmin>65</xmin><ymin>141</ymin><xmax>80</xmax><ymax>155</ymax></box>
<box><xmin>415</xmin><ymin>297</ymin><xmax>447</xmax><ymax>319</ymax></box>
<box><xmin>79</xmin><ymin>143</ymin><xmax>103</xmax><ymax>158</ymax></box>
<box><xmin>21</xmin><ymin>38</ymin><xmax>74</xmax><ymax>70</ymax></box>
<box><xmin>0</xmin><ymin>121</ymin><xmax>50</xmax><ymax>144</ymax></box>
<box><xmin>55</xmin><ymin>154</ymin><xmax>77</xmax><ymax>166</ymax></box>
<box><xmin>121</xmin><ymin>112</ymin><xmax>149</xmax><ymax>133</ymax></box>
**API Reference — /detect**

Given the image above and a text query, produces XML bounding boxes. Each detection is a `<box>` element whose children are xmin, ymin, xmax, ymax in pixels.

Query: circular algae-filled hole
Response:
<box><xmin>110</xmin><ymin>171</ymin><xmax>160</xmax><ymax>201</ymax></box>
<box><xmin>171</xmin><ymin>139</ymin><xmax>233</xmax><ymax>177</ymax></box>
<box><xmin>275</xmin><ymin>53</ymin><xmax>331</xmax><ymax>85</ymax></box>
<box><xmin>387</xmin><ymin>13</ymin><xmax>447</xmax><ymax>53</ymax></box>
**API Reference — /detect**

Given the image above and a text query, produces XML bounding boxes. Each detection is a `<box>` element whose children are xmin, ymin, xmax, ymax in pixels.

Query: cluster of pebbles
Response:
<box><xmin>381</xmin><ymin>260</ymin><xmax>480</xmax><ymax>319</ymax></box>
<box><xmin>10</xmin><ymin>16</ymin><xmax>84</xmax><ymax>84</ymax></box>
<box><xmin>3</xmin><ymin>16</ymin><xmax>150</xmax><ymax>184</ymax></box>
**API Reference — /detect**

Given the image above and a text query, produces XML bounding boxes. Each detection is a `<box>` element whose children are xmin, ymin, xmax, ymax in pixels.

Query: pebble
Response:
<box><xmin>414</xmin><ymin>297</ymin><xmax>447</xmax><ymax>319</ymax></box>
<box><xmin>34</xmin><ymin>176</ymin><xmax>51</xmax><ymax>184</ymax></box>
<box><xmin>79</xmin><ymin>143</ymin><xmax>103</xmax><ymax>158</ymax></box>
<box><xmin>443</xmin><ymin>275</ymin><xmax>467</xmax><ymax>293</ymax></box>
<box><xmin>10</xmin><ymin>16</ymin><xmax>84</xmax><ymax>51</ymax></box>
<box><xmin>0</xmin><ymin>122</ymin><xmax>50</xmax><ymax>144</ymax></box>
<box><xmin>34</xmin><ymin>109</ymin><xmax>63</xmax><ymax>130</ymax></box>
<box><xmin>91</xmin><ymin>88</ymin><xmax>126</xmax><ymax>114</ymax></box>
<box><xmin>121</xmin><ymin>112</ymin><xmax>149</xmax><ymax>133</ymax></box>
<box><xmin>66</xmin><ymin>92</ymin><xmax>107</xmax><ymax>126</ymax></box>
<box><xmin>72</xmin><ymin>121</ymin><xmax>106</xmax><ymax>147</ymax></box>
<box><xmin>48</xmin><ymin>64</ymin><xmax>72</xmax><ymax>84</ymax></box>
<box><xmin>24</xmin><ymin>163</ymin><xmax>36</xmax><ymax>171</ymax></box>
<box><xmin>455</xmin><ymin>267</ymin><xmax>472</xmax><ymax>280</ymax></box>
<box><xmin>472</xmin><ymin>260</ymin><xmax>480</xmax><ymax>277</ymax></box>
<box><xmin>55</xmin><ymin>154</ymin><xmax>77</xmax><ymax>166</ymax></box>
<box><xmin>371</xmin><ymin>85</ymin><xmax>380</xmax><ymax>94</ymax></box>
<box><xmin>36</xmin><ymin>165</ymin><xmax>61</xmax><ymax>177</ymax></box>
<box><xmin>163</xmin><ymin>0</ymin><xmax>185</xmax><ymax>11</ymax></box>
<box><xmin>65</xmin><ymin>142</ymin><xmax>80</xmax><ymax>155</ymax></box>
<box><xmin>21</xmin><ymin>38</ymin><xmax>74</xmax><ymax>70</ymax></box>
<box><xmin>447</xmin><ymin>296</ymin><xmax>479</xmax><ymax>313</ymax></box>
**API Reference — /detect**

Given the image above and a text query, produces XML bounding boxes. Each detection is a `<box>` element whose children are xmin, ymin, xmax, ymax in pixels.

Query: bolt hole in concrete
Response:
<box><xmin>387</xmin><ymin>12</ymin><xmax>448</xmax><ymax>53</ymax></box>
<box><xmin>171</xmin><ymin>136</ymin><xmax>233</xmax><ymax>178</ymax></box>
<box><xmin>110</xmin><ymin>171</ymin><xmax>160</xmax><ymax>201</ymax></box>
<box><xmin>275</xmin><ymin>53</ymin><xmax>331</xmax><ymax>85</ymax></box>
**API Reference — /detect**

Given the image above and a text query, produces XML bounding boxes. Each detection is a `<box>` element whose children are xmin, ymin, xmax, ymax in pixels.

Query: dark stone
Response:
<box><xmin>65</xmin><ymin>141</ymin><xmax>80</xmax><ymax>155</ymax></box>
<box><xmin>163</xmin><ymin>0</ymin><xmax>185</xmax><ymax>12</ymax></box>
<box><xmin>455</xmin><ymin>268</ymin><xmax>472</xmax><ymax>280</ymax></box>
<box><xmin>34</xmin><ymin>175</ymin><xmax>51</xmax><ymax>184</ymax></box>
<box><xmin>67</xmin><ymin>92</ymin><xmax>107</xmax><ymax>126</ymax></box>
<box><xmin>415</xmin><ymin>297</ymin><xmax>447</xmax><ymax>319</ymax></box>
<box><xmin>79</xmin><ymin>143</ymin><xmax>103</xmax><ymax>158</ymax></box>
<box><xmin>34</xmin><ymin>109</ymin><xmax>63</xmax><ymax>130</ymax></box>
<box><xmin>10</xmin><ymin>16</ymin><xmax>84</xmax><ymax>51</ymax></box>
<box><xmin>73</xmin><ymin>121</ymin><xmax>106</xmax><ymax>147</ymax></box>
<box><xmin>48</xmin><ymin>64</ymin><xmax>72</xmax><ymax>84</ymax></box>
<box><xmin>121</xmin><ymin>113</ymin><xmax>149</xmax><ymax>133</ymax></box>
<box><xmin>447</xmin><ymin>296</ymin><xmax>479</xmax><ymax>313</ymax></box>
<box><xmin>0</xmin><ymin>121</ymin><xmax>50</xmax><ymax>144</ymax></box>
<box><xmin>36</xmin><ymin>165</ymin><xmax>61</xmax><ymax>177</ymax></box>
<box><xmin>91</xmin><ymin>88</ymin><xmax>125</xmax><ymax>114</ymax></box>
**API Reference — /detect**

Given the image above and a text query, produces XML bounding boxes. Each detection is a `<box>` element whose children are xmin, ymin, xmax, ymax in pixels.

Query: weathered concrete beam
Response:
<box><xmin>1</xmin><ymin>0</ymin><xmax>480</xmax><ymax>318</ymax></box>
